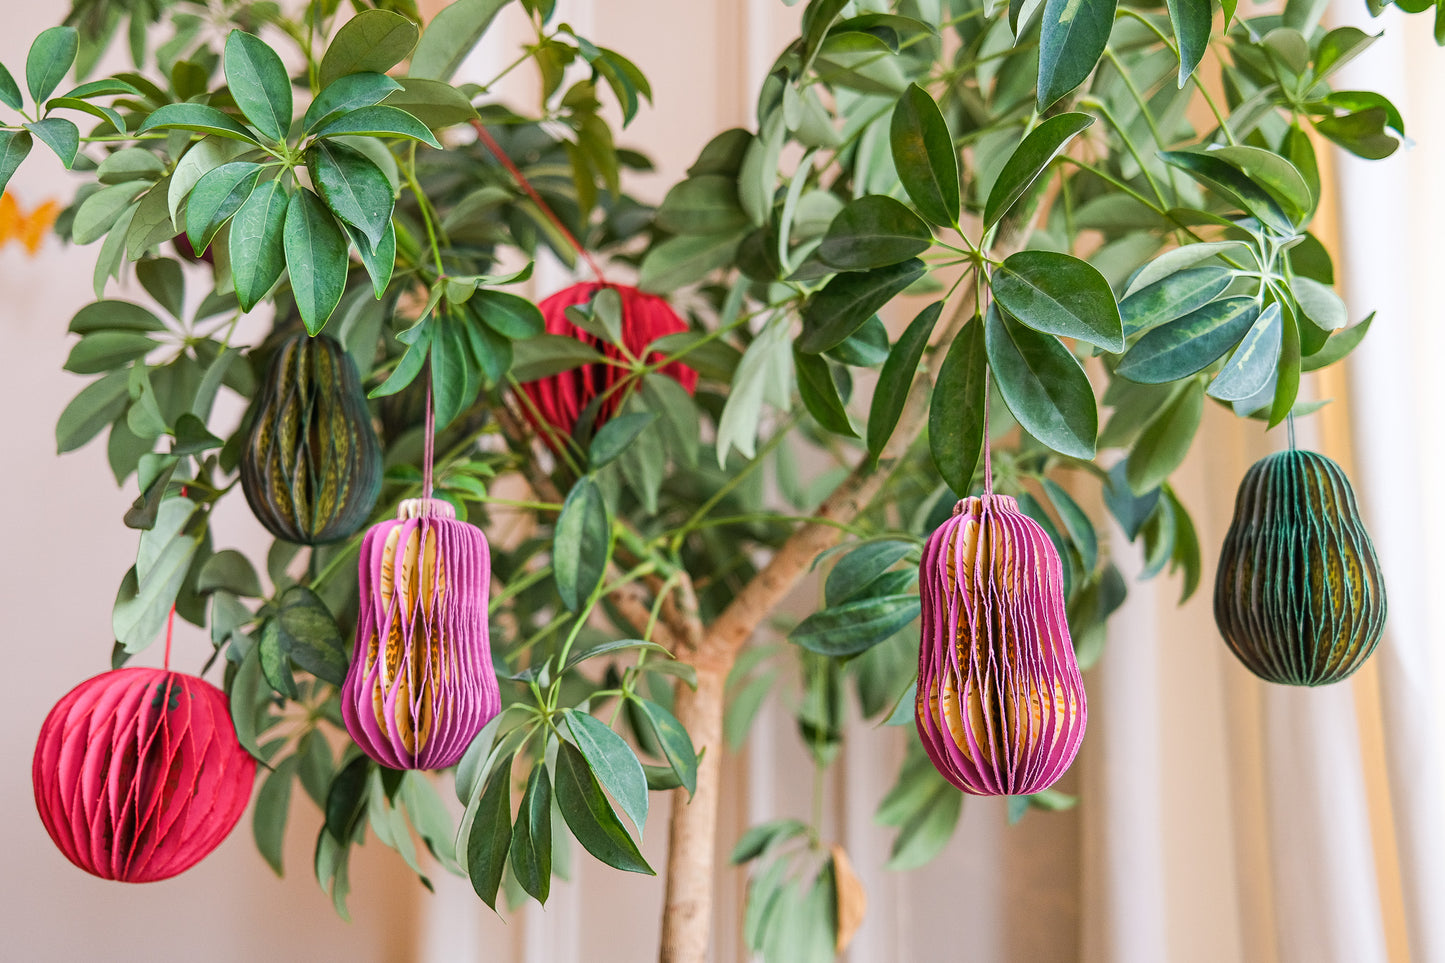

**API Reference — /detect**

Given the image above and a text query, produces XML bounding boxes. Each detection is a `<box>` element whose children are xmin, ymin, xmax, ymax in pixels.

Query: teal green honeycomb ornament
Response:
<box><xmin>1214</xmin><ymin>449</ymin><xmax>1387</xmax><ymax>686</ymax></box>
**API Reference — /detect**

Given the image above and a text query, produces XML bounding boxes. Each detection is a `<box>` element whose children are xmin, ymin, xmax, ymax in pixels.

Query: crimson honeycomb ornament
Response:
<box><xmin>32</xmin><ymin>667</ymin><xmax>256</xmax><ymax>882</ymax></box>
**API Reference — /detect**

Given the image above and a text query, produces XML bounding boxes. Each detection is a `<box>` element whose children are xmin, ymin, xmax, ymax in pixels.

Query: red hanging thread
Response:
<box><xmin>469</xmin><ymin>119</ymin><xmax>606</xmax><ymax>281</ymax></box>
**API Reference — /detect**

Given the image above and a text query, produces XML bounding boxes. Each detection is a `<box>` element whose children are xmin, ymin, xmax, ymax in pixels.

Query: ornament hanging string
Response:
<box><xmin>423</xmin><ymin>375</ymin><xmax>436</xmax><ymax>508</ymax></box>
<box><xmin>982</xmin><ymin>367</ymin><xmax>993</xmax><ymax>497</ymax></box>
<box><xmin>1287</xmin><ymin>411</ymin><xmax>1296</xmax><ymax>451</ymax></box>
<box><xmin>162</xmin><ymin>483</ymin><xmax>187</xmax><ymax>671</ymax></box>
<box><xmin>469</xmin><ymin>119</ymin><xmax>606</xmax><ymax>281</ymax></box>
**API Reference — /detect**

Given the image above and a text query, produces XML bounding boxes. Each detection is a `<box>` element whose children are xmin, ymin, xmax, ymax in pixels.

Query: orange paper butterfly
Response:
<box><xmin>0</xmin><ymin>192</ymin><xmax>59</xmax><ymax>255</ymax></box>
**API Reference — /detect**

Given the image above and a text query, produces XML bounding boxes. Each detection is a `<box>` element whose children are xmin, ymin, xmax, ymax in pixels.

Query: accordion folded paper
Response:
<box><xmin>916</xmin><ymin>494</ymin><xmax>1087</xmax><ymax>796</ymax></box>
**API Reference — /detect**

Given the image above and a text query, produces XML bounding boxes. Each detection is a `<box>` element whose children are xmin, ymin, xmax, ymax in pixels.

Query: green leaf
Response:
<box><xmin>629</xmin><ymin>697</ymin><xmax>697</xmax><ymax>796</ymax></box>
<box><xmin>1037</xmin><ymin>0</ymin><xmax>1118</xmax><ymax>110</ymax></box>
<box><xmin>1041</xmin><ymin>478</ymin><xmax>1097</xmax><ymax>571</ymax></box>
<box><xmin>1166</xmin><ymin>0</ymin><xmax>1212</xmax><ymax>83</ymax></box>
<box><xmin>276</xmin><ymin>586</ymin><xmax>348</xmax><ymax>686</ymax></box>
<box><xmin>825</xmin><ymin>539</ymin><xmax>915</xmax><ymax>607</ymax></box>
<box><xmin>991</xmin><ymin>250</ymin><xmax>1123</xmax><ymax>352</ymax></box>
<box><xmin>798</xmin><ymin>258</ymin><xmax>925</xmax><ymax>354</ymax></box>
<box><xmin>1120</xmin><ymin>267</ymin><xmax>1234</xmax><ymax>337</ymax></box>
<box><xmin>1267</xmin><ymin>299</ymin><xmax>1302</xmax><ymax>427</ymax></box>
<box><xmin>26</xmin><ymin>26</ymin><xmax>78</xmax><ymax>104</ymax></box>
<box><xmin>229</xmin><ymin>177</ymin><xmax>289</xmax><ymax>311</ymax></box>
<box><xmin>731</xmin><ymin>818</ymin><xmax>808</xmax><ymax>865</ymax></box>
<box><xmin>1291</xmin><ymin>276</ymin><xmax>1347</xmax><ymax>332</ymax></box>
<box><xmin>790</xmin><ymin>595</ymin><xmax>921</xmax><ymax>657</ymax></box>
<box><xmin>1159</xmin><ymin>150</ymin><xmax>1295</xmax><ymax>235</ymax></box>
<box><xmin>1204</xmin><ymin>145</ymin><xmax>1314</xmax><ymax>225</ymax></box>
<box><xmin>554</xmin><ymin>476</ymin><xmax>610</xmax><ymax>611</ymax></box>
<box><xmin>253</xmin><ymin>754</ymin><xmax>298</xmax><ymax>875</ymax></box>
<box><xmin>472</xmin><ymin>290</ymin><xmax>544</xmax><ymax>339</ymax></box>
<box><xmin>303</xmin><ymin>73</ymin><xmax>404</xmax><ymax>132</ymax></box>
<box><xmin>113</xmin><ymin>498</ymin><xmax>203</xmax><ymax>651</ymax></box>
<box><xmin>68</xmin><ymin>301</ymin><xmax>167</xmax><ymax>337</ymax></box>
<box><xmin>929</xmin><ymin>314</ymin><xmax>988</xmax><ymax>490</ymax></box>
<box><xmin>1126</xmin><ymin>381</ymin><xmax>1203</xmax><ymax>494</ymax></box>
<box><xmin>186</xmin><ymin>161</ymin><xmax>261</xmax><ymax>253</ymax></box>
<box><xmin>889</xmin><ymin>83</ymin><xmax>959</xmax><ymax>227</ymax></box>
<box><xmin>466</xmin><ymin>750</ymin><xmax>514</xmax><ymax>910</ymax></box>
<box><xmin>1116</xmin><ymin>297</ymin><xmax>1260</xmax><ymax>384</ymax></box>
<box><xmin>56</xmin><ymin>370</ymin><xmax>129</xmax><ymax>453</ymax></box>
<box><xmin>308</xmin><ymin>140</ymin><xmax>394</xmax><ymax>247</ymax></box>
<box><xmin>410</xmin><ymin>0</ymin><xmax>508</xmax><ymax>82</ymax></box>
<box><xmin>655</xmin><ymin>175</ymin><xmax>750</xmax><ymax>235</ymax></box>
<box><xmin>1124</xmin><ymin>241</ymin><xmax>1246</xmax><ymax>296</ymax></box>
<box><xmin>1303</xmin><ymin>311</ymin><xmax>1372</xmax><ymax>371</ymax></box>
<box><xmin>0</xmin><ymin>130</ymin><xmax>32</xmax><ymax>196</ymax></box>
<box><xmin>197</xmin><ymin>549</ymin><xmax>263</xmax><ymax>597</ymax></box>
<box><xmin>589</xmin><ymin>411</ymin><xmax>656</xmax><ymax>469</ymax></box>
<box><xmin>886</xmin><ymin>779</ymin><xmax>963</xmax><ymax>870</ymax></box>
<box><xmin>168</xmin><ymin>136</ymin><xmax>252</xmax><ymax>224</ymax></box>
<box><xmin>347</xmin><ymin>221</ymin><xmax>396</xmax><ymax>300</ymax></box>
<box><xmin>818</xmin><ymin>194</ymin><xmax>932</xmax><ymax>270</ymax></box>
<box><xmin>138</xmin><ymin>103</ymin><xmax>260</xmax><ymax>144</ymax></box>
<box><xmin>24</xmin><ymin>118</ymin><xmax>78</xmax><ymax>168</ymax></box>
<box><xmin>984</xmin><ymin>112</ymin><xmax>1093</xmax><ymax>228</ymax></box>
<box><xmin>985</xmin><ymin>306</ymin><xmax>1097</xmax><ymax>459</ymax></box>
<box><xmin>638</xmin><ymin>231</ymin><xmax>742</xmax><ymax>293</ymax></box>
<box><xmin>868</xmin><ymin>301</ymin><xmax>941</xmax><ymax>459</ymax></box>
<box><xmin>284</xmin><ymin>189</ymin><xmax>349</xmax><ymax>335</ymax></box>
<box><xmin>137</xmin><ymin>259</ymin><xmax>184</xmax><ymax>320</ymax></box>
<box><xmin>554</xmin><ymin>740</ymin><xmax>654</xmax><ymax>875</ymax></box>
<box><xmin>384</xmin><ymin>77</ymin><xmax>480</xmax><ymax>130</ymax></box>
<box><xmin>224</xmin><ymin>31</ymin><xmax>291</xmax><ymax>143</ymax></box>
<box><xmin>319</xmin><ymin>10</ymin><xmax>419</xmax><ymax>87</ymax></box>
<box><xmin>315</xmin><ymin>105</ymin><xmax>441</xmax><ymax>148</ymax></box>
<box><xmin>564</xmin><ymin>709</ymin><xmax>648</xmax><ymax>833</ymax></box>
<box><xmin>0</xmin><ymin>62</ymin><xmax>21</xmax><ymax>110</ymax></box>
<box><xmin>64</xmin><ymin>331</ymin><xmax>155</xmax><ymax>373</ymax></box>
<box><xmin>1209</xmin><ymin>303</ymin><xmax>1282</xmax><ymax>401</ymax></box>
<box><xmin>509</xmin><ymin>764</ymin><xmax>552</xmax><ymax>903</ymax></box>
<box><xmin>794</xmin><ymin>349</ymin><xmax>856</xmax><ymax>437</ymax></box>
<box><xmin>429</xmin><ymin>314</ymin><xmax>472</xmax><ymax>429</ymax></box>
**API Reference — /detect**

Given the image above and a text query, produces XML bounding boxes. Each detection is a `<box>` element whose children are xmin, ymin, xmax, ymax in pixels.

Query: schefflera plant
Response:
<box><xmin>26</xmin><ymin>0</ymin><xmax>1413</xmax><ymax>958</ymax></box>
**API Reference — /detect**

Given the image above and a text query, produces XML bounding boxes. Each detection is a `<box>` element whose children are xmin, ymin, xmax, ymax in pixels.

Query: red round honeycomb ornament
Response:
<box><xmin>32</xmin><ymin>667</ymin><xmax>256</xmax><ymax>882</ymax></box>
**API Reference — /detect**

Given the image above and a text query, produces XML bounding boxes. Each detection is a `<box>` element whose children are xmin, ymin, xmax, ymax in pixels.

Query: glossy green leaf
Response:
<box><xmin>818</xmin><ymin>194</ymin><xmax>932</xmax><ymax>270</ymax></box>
<box><xmin>991</xmin><ymin>250</ymin><xmax>1123</xmax><ymax>352</ymax></box>
<box><xmin>985</xmin><ymin>306</ymin><xmax>1097</xmax><ymax>459</ymax></box>
<box><xmin>1267</xmin><ymin>299</ymin><xmax>1302</xmax><ymax>427</ymax></box>
<box><xmin>429</xmin><ymin>315</ymin><xmax>471</xmax><ymax>429</ymax></box>
<box><xmin>347</xmin><ymin>221</ymin><xmax>396</xmax><ymax>300</ymax></box>
<box><xmin>138</xmin><ymin>103</ymin><xmax>260</xmax><ymax>144</ymax></box>
<box><xmin>790</xmin><ymin>595</ymin><xmax>921</xmax><ymax>657</ymax></box>
<box><xmin>253</xmin><ymin>754</ymin><xmax>298</xmax><ymax>875</ymax></box>
<box><xmin>276</xmin><ymin>585</ymin><xmax>348</xmax><ymax>686</ymax></box>
<box><xmin>1166</xmin><ymin>0</ymin><xmax>1212</xmax><ymax>83</ymax></box>
<box><xmin>638</xmin><ymin>231</ymin><xmax>742</xmax><ymax>293</ymax></box>
<box><xmin>410</xmin><ymin>0</ymin><xmax>508</xmax><ymax>82</ymax></box>
<box><xmin>655</xmin><ymin>175</ymin><xmax>750</xmax><ymax>235</ymax></box>
<box><xmin>224</xmin><ymin>31</ymin><xmax>291</xmax><ymax>142</ymax></box>
<box><xmin>1041</xmin><ymin>478</ymin><xmax>1097</xmax><ymax>571</ymax></box>
<box><xmin>984</xmin><ymin>112</ymin><xmax>1093</xmax><ymax>228</ymax></box>
<box><xmin>26</xmin><ymin>26</ymin><xmax>78</xmax><ymax>104</ymax></box>
<box><xmin>0</xmin><ymin>62</ymin><xmax>21</xmax><ymax>109</ymax></box>
<box><xmin>589</xmin><ymin>411</ymin><xmax>656</xmax><ymax>469</ymax></box>
<box><xmin>1160</xmin><ymin>150</ymin><xmax>1295</xmax><ymax>235</ymax></box>
<box><xmin>1120</xmin><ymin>266</ymin><xmax>1233</xmax><ymax>336</ymax></box>
<box><xmin>1037</xmin><ymin>0</ymin><xmax>1117</xmax><ymax>110</ymax></box>
<box><xmin>1116</xmin><ymin>297</ymin><xmax>1259</xmax><ymax>384</ymax></box>
<box><xmin>798</xmin><ymin>258</ymin><xmax>925</xmax><ymax>353</ymax></box>
<box><xmin>319</xmin><ymin>10</ymin><xmax>419</xmax><ymax>86</ymax></box>
<box><xmin>309</xmin><ymin>140</ymin><xmax>394</xmax><ymax>247</ymax></box>
<box><xmin>868</xmin><ymin>301</ymin><xmax>941</xmax><ymax>459</ymax></box>
<box><xmin>564</xmin><ymin>709</ymin><xmax>648</xmax><ymax>833</ymax></box>
<box><xmin>1303</xmin><ymin>312</ymin><xmax>1373</xmax><ymax>371</ymax></box>
<box><xmin>554</xmin><ymin>476</ymin><xmax>610</xmax><ymax>611</ymax></box>
<box><xmin>889</xmin><ymin>83</ymin><xmax>959</xmax><ymax>227</ymax></box>
<box><xmin>69</xmin><ymin>300</ymin><xmax>166</xmax><ymax>335</ymax></box>
<box><xmin>185</xmin><ymin>161</ymin><xmax>261</xmax><ymax>252</ymax></box>
<box><xmin>1126</xmin><ymin>381</ymin><xmax>1204</xmax><ymax>493</ymax></box>
<box><xmin>24</xmin><ymin>118</ymin><xmax>78</xmax><ymax>168</ymax></box>
<box><xmin>509</xmin><ymin>765</ymin><xmax>552</xmax><ymax>903</ymax></box>
<box><xmin>630</xmin><ymin>697</ymin><xmax>697</xmax><ymax>796</ymax></box>
<box><xmin>229</xmin><ymin>177</ymin><xmax>289</xmax><ymax>311</ymax></box>
<box><xmin>1209</xmin><ymin>303</ymin><xmax>1282</xmax><ymax>401</ymax></box>
<box><xmin>197</xmin><ymin>549</ymin><xmax>262</xmax><ymax>597</ymax></box>
<box><xmin>315</xmin><ymin>105</ymin><xmax>441</xmax><ymax>148</ymax></box>
<box><xmin>466</xmin><ymin>750</ymin><xmax>514</xmax><ymax>910</ymax></box>
<box><xmin>64</xmin><ymin>331</ymin><xmax>155</xmax><ymax>373</ymax></box>
<box><xmin>56</xmin><ymin>370</ymin><xmax>129</xmax><ymax>453</ymax></box>
<box><xmin>554</xmin><ymin>740</ymin><xmax>654</xmax><ymax>875</ymax></box>
<box><xmin>794</xmin><ymin>349</ymin><xmax>856</xmax><ymax>437</ymax></box>
<box><xmin>472</xmin><ymin>290</ymin><xmax>544</xmax><ymax>339</ymax></box>
<box><xmin>303</xmin><ymin>73</ymin><xmax>404</xmax><ymax>132</ymax></box>
<box><xmin>825</xmin><ymin>539</ymin><xmax>915</xmax><ymax>606</ymax></box>
<box><xmin>929</xmin><ymin>314</ymin><xmax>988</xmax><ymax>491</ymax></box>
<box><xmin>283</xmin><ymin>189</ymin><xmax>348</xmax><ymax>335</ymax></box>
<box><xmin>0</xmin><ymin>130</ymin><xmax>32</xmax><ymax>196</ymax></box>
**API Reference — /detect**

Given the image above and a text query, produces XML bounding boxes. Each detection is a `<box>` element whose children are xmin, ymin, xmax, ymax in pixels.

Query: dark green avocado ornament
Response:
<box><xmin>1214</xmin><ymin>449</ymin><xmax>1387</xmax><ymax>686</ymax></box>
<box><xmin>240</xmin><ymin>331</ymin><xmax>382</xmax><ymax>544</ymax></box>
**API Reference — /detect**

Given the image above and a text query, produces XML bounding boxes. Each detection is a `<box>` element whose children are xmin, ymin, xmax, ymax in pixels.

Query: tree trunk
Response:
<box><xmin>658</xmin><ymin>662</ymin><xmax>727</xmax><ymax>963</ymax></box>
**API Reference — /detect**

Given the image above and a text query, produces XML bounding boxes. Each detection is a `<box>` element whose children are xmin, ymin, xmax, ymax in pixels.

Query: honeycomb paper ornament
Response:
<box><xmin>916</xmin><ymin>493</ymin><xmax>1088</xmax><ymax>795</ymax></box>
<box><xmin>518</xmin><ymin>282</ymin><xmax>697</xmax><ymax>444</ymax></box>
<box><xmin>342</xmin><ymin>498</ymin><xmax>501</xmax><ymax>769</ymax></box>
<box><xmin>1214</xmin><ymin>449</ymin><xmax>1387</xmax><ymax>685</ymax></box>
<box><xmin>240</xmin><ymin>331</ymin><xmax>383</xmax><ymax>545</ymax></box>
<box><xmin>32</xmin><ymin>667</ymin><xmax>255</xmax><ymax>882</ymax></box>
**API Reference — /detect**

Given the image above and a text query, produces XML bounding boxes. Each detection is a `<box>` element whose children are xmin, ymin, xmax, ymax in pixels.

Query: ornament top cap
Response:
<box><xmin>952</xmin><ymin>493</ymin><xmax>1019</xmax><ymax>516</ymax></box>
<box><xmin>396</xmin><ymin>498</ymin><xmax>457</xmax><ymax>520</ymax></box>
